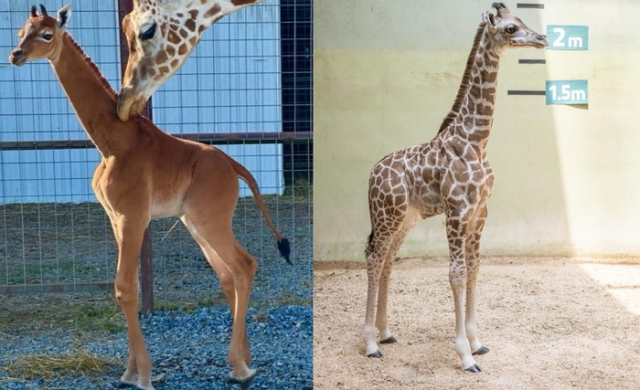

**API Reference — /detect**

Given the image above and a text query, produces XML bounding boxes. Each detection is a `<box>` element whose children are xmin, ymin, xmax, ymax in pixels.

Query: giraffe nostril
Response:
<box><xmin>12</xmin><ymin>49</ymin><xmax>23</xmax><ymax>56</ymax></box>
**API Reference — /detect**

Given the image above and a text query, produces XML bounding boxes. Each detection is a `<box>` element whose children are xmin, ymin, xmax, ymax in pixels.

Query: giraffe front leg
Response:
<box><xmin>111</xmin><ymin>215</ymin><xmax>155</xmax><ymax>390</ymax></box>
<box><xmin>446</xmin><ymin>208</ymin><xmax>480</xmax><ymax>373</ymax></box>
<box><xmin>466</xmin><ymin>205</ymin><xmax>490</xmax><ymax>357</ymax></box>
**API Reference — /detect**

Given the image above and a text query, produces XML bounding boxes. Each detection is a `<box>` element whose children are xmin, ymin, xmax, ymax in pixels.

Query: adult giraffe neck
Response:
<box><xmin>50</xmin><ymin>33</ymin><xmax>125</xmax><ymax>158</ymax></box>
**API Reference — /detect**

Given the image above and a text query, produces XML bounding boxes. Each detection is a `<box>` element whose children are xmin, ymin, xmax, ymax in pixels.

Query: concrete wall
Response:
<box><xmin>314</xmin><ymin>0</ymin><xmax>640</xmax><ymax>261</ymax></box>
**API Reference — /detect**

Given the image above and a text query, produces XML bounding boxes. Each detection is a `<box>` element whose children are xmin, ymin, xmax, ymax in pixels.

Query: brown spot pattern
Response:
<box><xmin>155</xmin><ymin>50</ymin><xmax>168</xmax><ymax>65</ymax></box>
<box><xmin>185</xmin><ymin>19</ymin><xmax>196</xmax><ymax>32</ymax></box>
<box><xmin>167</xmin><ymin>30</ymin><xmax>180</xmax><ymax>44</ymax></box>
<box><xmin>204</xmin><ymin>4</ymin><xmax>222</xmax><ymax>18</ymax></box>
<box><xmin>232</xmin><ymin>0</ymin><xmax>258</xmax><ymax>5</ymax></box>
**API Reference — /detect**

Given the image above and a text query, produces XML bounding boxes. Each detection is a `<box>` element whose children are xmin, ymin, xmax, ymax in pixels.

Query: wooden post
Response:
<box><xmin>116</xmin><ymin>0</ymin><xmax>154</xmax><ymax>315</ymax></box>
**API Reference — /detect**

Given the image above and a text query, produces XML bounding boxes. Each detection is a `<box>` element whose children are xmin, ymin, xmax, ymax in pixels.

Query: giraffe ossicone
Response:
<box><xmin>363</xmin><ymin>2</ymin><xmax>547</xmax><ymax>372</ymax></box>
<box><xmin>117</xmin><ymin>0</ymin><xmax>263</xmax><ymax>121</ymax></box>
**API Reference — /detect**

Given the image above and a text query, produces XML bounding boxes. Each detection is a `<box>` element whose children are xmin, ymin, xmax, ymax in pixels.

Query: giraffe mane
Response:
<box><xmin>437</xmin><ymin>22</ymin><xmax>487</xmax><ymax>134</ymax></box>
<box><xmin>62</xmin><ymin>32</ymin><xmax>118</xmax><ymax>100</ymax></box>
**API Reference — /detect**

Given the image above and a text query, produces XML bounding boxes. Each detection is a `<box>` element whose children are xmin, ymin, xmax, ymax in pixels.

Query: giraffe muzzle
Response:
<box><xmin>8</xmin><ymin>49</ymin><xmax>27</xmax><ymax>66</ymax></box>
<box><xmin>116</xmin><ymin>91</ymin><xmax>134</xmax><ymax>121</ymax></box>
<box><xmin>536</xmin><ymin>35</ymin><xmax>549</xmax><ymax>48</ymax></box>
<box><xmin>116</xmin><ymin>86</ymin><xmax>150</xmax><ymax>121</ymax></box>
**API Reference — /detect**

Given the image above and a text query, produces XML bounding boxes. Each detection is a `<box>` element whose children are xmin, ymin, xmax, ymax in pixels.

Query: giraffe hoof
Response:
<box><xmin>380</xmin><ymin>336</ymin><xmax>397</xmax><ymax>344</ymax></box>
<box><xmin>116</xmin><ymin>373</ymin><xmax>164</xmax><ymax>389</ymax></box>
<box><xmin>472</xmin><ymin>346</ymin><xmax>490</xmax><ymax>356</ymax></box>
<box><xmin>366</xmin><ymin>350</ymin><xmax>383</xmax><ymax>358</ymax></box>
<box><xmin>115</xmin><ymin>382</ymin><xmax>155</xmax><ymax>390</ymax></box>
<box><xmin>464</xmin><ymin>364</ymin><xmax>482</xmax><ymax>373</ymax></box>
<box><xmin>225</xmin><ymin>370</ymin><xmax>257</xmax><ymax>390</ymax></box>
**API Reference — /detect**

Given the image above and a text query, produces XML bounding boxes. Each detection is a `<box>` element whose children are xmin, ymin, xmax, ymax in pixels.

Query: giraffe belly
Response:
<box><xmin>411</xmin><ymin>192</ymin><xmax>445</xmax><ymax>219</ymax></box>
<box><xmin>150</xmin><ymin>195</ymin><xmax>185</xmax><ymax>219</ymax></box>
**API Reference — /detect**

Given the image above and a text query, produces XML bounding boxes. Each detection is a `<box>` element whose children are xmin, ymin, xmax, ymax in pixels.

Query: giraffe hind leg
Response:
<box><xmin>375</xmin><ymin>210</ymin><xmax>419</xmax><ymax>345</ymax></box>
<box><xmin>181</xmin><ymin>215</ymin><xmax>257</xmax><ymax>383</ymax></box>
<box><xmin>363</xmin><ymin>231</ymin><xmax>393</xmax><ymax>358</ymax></box>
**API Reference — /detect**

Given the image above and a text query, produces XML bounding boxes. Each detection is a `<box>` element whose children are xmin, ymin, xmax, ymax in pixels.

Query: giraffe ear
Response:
<box><xmin>57</xmin><ymin>4</ymin><xmax>71</xmax><ymax>29</ymax></box>
<box><xmin>482</xmin><ymin>11</ymin><xmax>496</xmax><ymax>31</ymax></box>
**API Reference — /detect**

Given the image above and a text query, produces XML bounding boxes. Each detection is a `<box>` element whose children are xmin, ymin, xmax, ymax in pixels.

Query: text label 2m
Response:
<box><xmin>546</xmin><ymin>25</ymin><xmax>589</xmax><ymax>50</ymax></box>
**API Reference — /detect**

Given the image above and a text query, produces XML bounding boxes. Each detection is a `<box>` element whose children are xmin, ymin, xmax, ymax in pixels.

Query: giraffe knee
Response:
<box><xmin>449</xmin><ymin>265</ymin><xmax>468</xmax><ymax>287</ymax></box>
<box><xmin>114</xmin><ymin>280</ymin><xmax>138</xmax><ymax>304</ymax></box>
<box><xmin>218</xmin><ymin>271</ymin><xmax>234</xmax><ymax>292</ymax></box>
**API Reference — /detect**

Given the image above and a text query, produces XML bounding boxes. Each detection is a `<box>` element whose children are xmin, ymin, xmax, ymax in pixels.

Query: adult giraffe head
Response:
<box><xmin>117</xmin><ymin>0</ymin><xmax>263</xmax><ymax>121</ymax></box>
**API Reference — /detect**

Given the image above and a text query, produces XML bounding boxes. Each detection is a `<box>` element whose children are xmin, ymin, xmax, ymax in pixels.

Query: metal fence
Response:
<box><xmin>0</xmin><ymin>0</ymin><xmax>312</xmax><ymax>310</ymax></box>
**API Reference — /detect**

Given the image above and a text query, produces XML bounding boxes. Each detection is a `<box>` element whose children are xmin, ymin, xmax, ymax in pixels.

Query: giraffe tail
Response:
<box><xmin>365</xmin><ymin>229</ymin><xmax>375</xmax><ymax>255</ymax></box>
<box><xmin>227</xmin><ymin>157</ymin><xmax>292</xmax><ymax>264</ymax></box>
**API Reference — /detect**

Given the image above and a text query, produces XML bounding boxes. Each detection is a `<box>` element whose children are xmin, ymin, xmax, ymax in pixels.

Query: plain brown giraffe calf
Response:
<box><xmin>9</xmin><ymin>5</ymin><xmax>289</xmax><ymax>390</ymax></box>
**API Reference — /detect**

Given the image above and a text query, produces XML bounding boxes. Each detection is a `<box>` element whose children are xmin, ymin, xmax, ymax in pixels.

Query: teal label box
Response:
<box><xmin>546</xmin><ymin>25</ymin><xmax>589</xmax><ymax>50</ymax></box>
<box><xmin>546</xmin><ymin>80</ymin><xmax>588</xmax><ymax>105</ymax></box>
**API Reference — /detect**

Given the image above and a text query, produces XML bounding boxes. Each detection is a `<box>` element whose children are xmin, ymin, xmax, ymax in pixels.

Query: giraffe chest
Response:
<box><xmin>439</xmin><ymin>158</ymin><xmax>494</xmax><ymax>209</ymax></box>
<box><xmin>405</xmin><ymin>167</ymin><xmax>447</xmax><ymax>219</ymax></box>
<box><xmin>406</xmin><ymin>158</ymin><xmax>494</xmax><ymax>217</ymax></box>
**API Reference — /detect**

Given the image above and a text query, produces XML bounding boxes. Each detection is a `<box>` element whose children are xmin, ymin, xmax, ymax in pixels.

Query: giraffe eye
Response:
<box><xmin>139</xmin><ymin>23</ymin><xmax>157</xmax><ymax>41</ymax></box>
<box><xmin>41</xmin><ymin>32</ymin><xmax>53</xmax><ymax>41</ymax></box>
<box><xmin>505</xmin><ymin>26</ymin><xmax>517</xmax><ymax>34</ymax></box>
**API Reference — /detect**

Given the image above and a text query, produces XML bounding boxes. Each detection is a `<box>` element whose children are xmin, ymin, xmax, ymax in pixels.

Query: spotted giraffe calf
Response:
<box><xmin>363</xmin><ymin>3</ymin><xmax>548</xmax><ymax>372</ymax></box>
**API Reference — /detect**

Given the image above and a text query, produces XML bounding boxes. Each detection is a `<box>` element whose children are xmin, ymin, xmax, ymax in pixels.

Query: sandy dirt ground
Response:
<box><xmin>313</xmin><ymin>257</ymin><xmax>640</xmax><ymax>390</ymax></box>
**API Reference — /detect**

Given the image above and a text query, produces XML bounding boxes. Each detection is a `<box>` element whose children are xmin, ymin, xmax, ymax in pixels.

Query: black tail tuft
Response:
<box><xmin>367</xmin><ymin>230</ymin><xmax>374</xmax><ymax>249</ymax></box>
<box><xmin>277</xmin><ymin>238</ymin><xmax>292</xmax><ymax>264</ymax></box>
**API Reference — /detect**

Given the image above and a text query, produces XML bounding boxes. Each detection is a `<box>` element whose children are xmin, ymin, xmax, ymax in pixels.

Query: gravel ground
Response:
<box><xmin>0</xmin><ymin>305</ymin><xmax>312</xmax><ymax>389</ymax></box>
